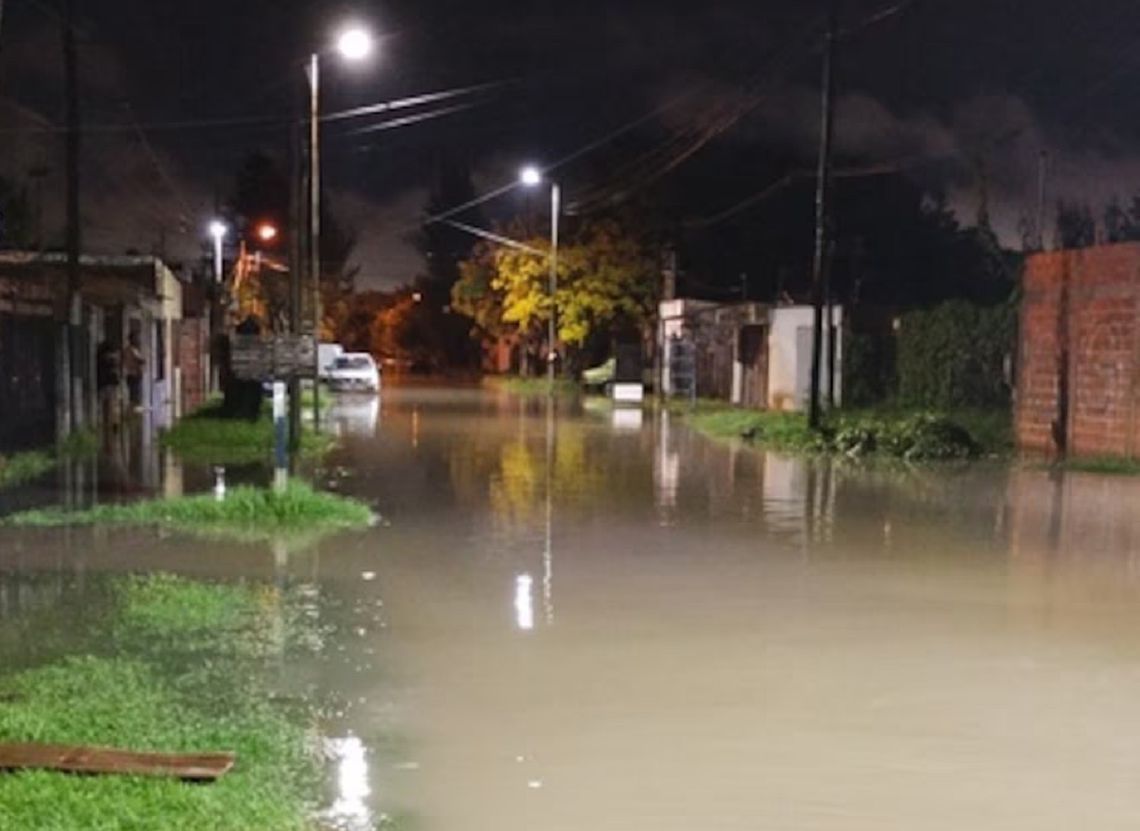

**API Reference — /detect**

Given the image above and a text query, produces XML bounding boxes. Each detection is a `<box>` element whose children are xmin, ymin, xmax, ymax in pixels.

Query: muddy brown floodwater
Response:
<box><xmin>5</xmin><ymin>386</ymin><xmax>1140</xmax><ymax>830</ymax></box>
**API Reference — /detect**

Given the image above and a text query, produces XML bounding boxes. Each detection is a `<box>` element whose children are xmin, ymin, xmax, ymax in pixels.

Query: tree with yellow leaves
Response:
<box><xmin>453</xmin><ymin>219</ymin><xmax>658</xmax><ymax>372</ymax></box>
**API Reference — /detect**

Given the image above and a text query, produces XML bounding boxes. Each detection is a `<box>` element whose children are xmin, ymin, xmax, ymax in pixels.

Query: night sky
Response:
<box><xmin>2</xmin><ymin>0</ymin><xmax>1140</xmax><ymax>288</ymax></box>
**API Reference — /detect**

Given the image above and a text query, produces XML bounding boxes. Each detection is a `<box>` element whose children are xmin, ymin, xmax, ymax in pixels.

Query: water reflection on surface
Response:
<box><xmin>7</xmin><ymin>388</ymin><xmax>1140</xmax><ymax>828</ymax></box>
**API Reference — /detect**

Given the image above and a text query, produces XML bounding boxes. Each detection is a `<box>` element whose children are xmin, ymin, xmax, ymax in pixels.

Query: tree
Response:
<box><xmin>417</xmin><ymin>158</ymin><xmax>482</xmax><ymax>290</ymax></box>
<box><xmin>451</xmin><ymin>239</ymin><xmax>507</xmax><ymax>338</ymax></box>
<box><xmin>225</xmin><ymin>151</ymin><xmax>357</xmax><ymax>334</ymax></box>
<box><xmin>554</xmin><ymin>219</ymin><xmax>658</xmax><ymax>348</ymax></box>
<box><xmin>1055</xmin><ymin>200</ymin><xmax>1095</xmax><ymax>249</ymax></box>
<box><xmin>1103</xmin><ymin>196</ymin><xmax>1140</xmax><ymax>243</ymax></box>
<box><xmin>453</xmin><ymin>219</ymin><xmax>659</xmax><ymax>371</ymax></box>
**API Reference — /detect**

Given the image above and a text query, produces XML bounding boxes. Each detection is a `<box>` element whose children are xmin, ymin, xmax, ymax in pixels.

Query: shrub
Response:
<box><xmin>896</xmin><ymin>300</ymin><xmax>1015</xmax><ymax>410</ymax></box>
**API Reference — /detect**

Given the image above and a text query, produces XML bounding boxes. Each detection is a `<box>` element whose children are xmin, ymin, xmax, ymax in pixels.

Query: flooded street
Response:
<box><xmin>5</xmin><ymin>387</ymin><xmax>1140</xmax><ymax>829</ymax></box>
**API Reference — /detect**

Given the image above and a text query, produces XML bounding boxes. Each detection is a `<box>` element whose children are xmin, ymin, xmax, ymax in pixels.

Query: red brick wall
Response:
<box><xmin>179</xmin><ymin>316</ymin><xmax>210</xmax><ymax>413</ymax></box>
<box><xmin>1018</xmin><ymin>243</ymin><xmax>1140</xmax><ymax>457</ymax></box>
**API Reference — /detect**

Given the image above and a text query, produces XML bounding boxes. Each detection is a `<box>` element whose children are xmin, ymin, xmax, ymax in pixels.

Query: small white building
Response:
<box><xmin>659</xmin><ymin>299</ymin><xmax>843</xmax><ymax>411</ymax></box>
<box><xmin>766</xmin><ymin>305</ymin><xmax>842</xmax><ymax>411</ymax></box>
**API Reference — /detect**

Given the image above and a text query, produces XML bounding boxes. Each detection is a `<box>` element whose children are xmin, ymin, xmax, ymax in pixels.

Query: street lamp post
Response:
<box><xmin>209</xmin><ymin>220</ymin><xmax>227</xmax><ymax>284</ymax></box>
<box><xmin>519</xmin><ymin>166</ymin><xmax>560</xmax><ymax>395</ymax></box>
<box><xmin>307</xmin><ymin>24</ymin><xmax>374</xmax><ymax>428</ymax></box>
<box><xmin>207</xmin><ymin>220</ymin><xmax>228</xmax><ymax>399</ymax></box>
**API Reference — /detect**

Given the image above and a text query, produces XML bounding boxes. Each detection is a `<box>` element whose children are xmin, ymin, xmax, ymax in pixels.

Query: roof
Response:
<box><xmin>0</xmin><ymin>251</ymin><xmax>174</xmax><ymax>271</ymax></box>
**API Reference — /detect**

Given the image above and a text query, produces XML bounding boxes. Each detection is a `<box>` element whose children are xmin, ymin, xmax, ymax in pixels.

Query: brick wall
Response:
<box><xmin>179</xmin><ymin>316</ymin><xmax>210</xmax><ymax>413</ymax></box>
<box><xmin>1018</xmin><ymin>243</ymin><xmax>1140</xmax><ymax>457</ymax></box>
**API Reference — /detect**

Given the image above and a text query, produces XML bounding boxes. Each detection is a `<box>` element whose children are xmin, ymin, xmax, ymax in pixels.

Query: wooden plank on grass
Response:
<box><xmin>0</xmin><ymin>743</ymin><xmax>235</xmax><ymax>781</ymax></box>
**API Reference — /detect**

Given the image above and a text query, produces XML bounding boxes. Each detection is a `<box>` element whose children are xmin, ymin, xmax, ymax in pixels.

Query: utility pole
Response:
<box><xmin>825</xmin><ymin>241</ymin><xmax>836</xmax><ymax>409</ymax></box>
<box><xmin>62</xmin><ymin>0</ymin><xmax>82</xmax><ymax>433</ymax></box>
<box><xmin>308</xmin><ymin>53</ymin><xmax>322</xmax><ymax>430</ymax></box>
<box><xmin>1036</xmin><ymin>150</ymin><xmax>1049</xmax><ymax>251</ymax></box>
<box><xmin>808</xmin><ymin>6</ymin><xmax>837</xmax><ymax>430</ymax></box>
<box><xmin>288</xmin><ymin>83</ymin><xmax>303</xmax><ymax>454</ymax></box>
<box><xmin>548</xmin><ymin>183</ymin><xmax>560</xmax><ymax>395</ymax></box>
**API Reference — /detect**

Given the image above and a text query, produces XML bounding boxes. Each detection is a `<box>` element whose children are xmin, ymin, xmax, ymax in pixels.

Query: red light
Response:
<box><xmin>256</xmin><ymin>223</ymin><xmax>279</xmax><ymax>243</ymax></box>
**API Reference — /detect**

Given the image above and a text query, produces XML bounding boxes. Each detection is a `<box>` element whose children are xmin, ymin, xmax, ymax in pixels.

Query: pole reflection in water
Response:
<box><xmin>611</xmin><ymin>406</ymin><xmax>643</xmax><ymax>431</ymax></box>
<box><xmin>327</xmin><ymin>395</ymin><xmax>381</xmax><ymax>439</ymax></box>
<box><xmin>514</xmin><ymin>573</ymin><xmax>535</xmax><ymax>631</ymax></box>
<box><xmin>543</xmin><ymin>394</ymin><xmax>555</xmax><ymax>625</ymax></box>
<box><xmin>323</xmin><ymin>735</ymin><xmax>372</xmax><ymax>831</ymax></box>
<box><xmin>654</xmin><ymin>409</ymin><xmax>681</xmax><ymax>522</ymax></box>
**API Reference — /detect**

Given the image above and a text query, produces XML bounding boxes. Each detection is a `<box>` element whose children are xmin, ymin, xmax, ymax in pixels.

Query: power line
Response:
<box><xmin>0</xmin><ymin>82</ymin><xmax>505</xmax><ymax>134</ymax></box>
<box><xmin>686</xmin><ymin>161</ymin><xmax>908</xmax><ymax>229</ymax></box>
<box><xmin>575</xmin><ymin>0</ymin><xmax>926</xmax><ymax>213</ymax></box>
<box><xmin>419</xmin><ymin>88</ymin><xmax>702</xmax><ymax>229</ymax></box>
<box><xmin>342</xmin><ymin>100</ymin><xmax>481</xmax><ymax>137</ymax></box>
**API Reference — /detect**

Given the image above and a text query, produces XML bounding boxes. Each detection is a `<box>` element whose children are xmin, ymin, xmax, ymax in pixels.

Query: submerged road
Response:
<box><xmin>4</xmin><ymin>386</ymin><xmax>1140</xmax><ymax>830</ymax></box>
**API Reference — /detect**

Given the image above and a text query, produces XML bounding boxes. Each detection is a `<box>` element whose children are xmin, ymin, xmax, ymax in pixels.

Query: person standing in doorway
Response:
<box><xmin>96</xmin><ymin>339</ymin><xmax>120</xmax><ymax>430</ymax></box>
<box><xmin>123</xmin><ymin>332</ymin><xmax>144</xmax><ymax>410</ymax></box>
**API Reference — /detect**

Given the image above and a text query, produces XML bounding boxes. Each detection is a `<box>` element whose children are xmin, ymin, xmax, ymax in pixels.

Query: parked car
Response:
<box><xmin>327</xmin><ymin>353</ymin><xmax>381</xmax><ymax>393</ymax></box>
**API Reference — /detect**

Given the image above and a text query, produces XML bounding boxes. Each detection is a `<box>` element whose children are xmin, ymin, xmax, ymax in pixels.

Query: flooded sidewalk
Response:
<box><xmin>4</xmin><ymin>387</ymin><xmax>1140</xmax><ymax>829</ymax></box>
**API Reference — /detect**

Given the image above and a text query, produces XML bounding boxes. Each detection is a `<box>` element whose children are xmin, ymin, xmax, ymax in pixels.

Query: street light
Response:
<box><xmin>307</xmin><ymin>23</ymin><xmax>375</xmax><ymax>426</ymax></box>
<box><xmin>519</xmin><ymin>165</ymin><xmax>542</xmax><ymax>187</ymax></box>
<box><xmin>208</xmin><ymin>220</ymin><xmax>227</xmax><ymax>283</ymax></box>
<box><xmin>337</xmin><ymin>27</ymin><xmax>374</xmax><ymax>61</ymax></box>
<box><xmin>519</xmin><ymin>165</ymin><xmax>560</xmax><ymax>395</ymax></box>
<box><xmin>256</xmin><ymin>222</ymin><xmax>279</xmax><ymax>244</ymax></box>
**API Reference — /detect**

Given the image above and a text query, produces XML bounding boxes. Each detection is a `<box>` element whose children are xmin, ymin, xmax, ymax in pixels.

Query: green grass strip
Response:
<box><xmin>0</xmin><ymin>451</ymin><xmax>56</xmax><ymax>490</ymax></box>
<box><xmin>0</xmin><ymin>575</ymin><xmax>320</xmax><ymax>830</ymax></box>
<box><xmin>483</xmin><ymin>376</ymin><xmax>580</xmax><ymax>396</ymax></box>
<box><xmin>162</xmin><ymin>412</ymin><xmax>335</xmax><ymax>466</ymax></box>
<box><xmin>3</xmin><ymin>481</ymin><xmax>373</xmax><ymax>542</ymax></box>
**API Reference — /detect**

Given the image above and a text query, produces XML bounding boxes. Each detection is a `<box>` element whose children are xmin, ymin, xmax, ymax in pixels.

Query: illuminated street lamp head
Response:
<box><xmin>336</xmin><ymin>26</ymin><xmax>374</xmax><ymax>61</ymax></box>
<box><xmin>256</xmin><ymin>223</ymin><xmax>279</xmax><ymax>244</ymax></box>
<box><xmin>208</xmin><ymin>220</ymin><xmax>227</xmax><ymax>240</ymax></box>
<box><xmin>519</xmin><ymin>165</ymin><xmax>543</xmax><ymax>188</ymax></box>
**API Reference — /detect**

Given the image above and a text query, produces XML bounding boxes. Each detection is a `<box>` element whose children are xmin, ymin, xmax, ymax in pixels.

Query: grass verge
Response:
<box><xmin>162</xmin><ymin>402</ymin><xmax>335</xmax><ymax>466</ymax></box>
<box><xmin>679</xmin><ymin>401</ymin><xmax>1012</xmax><ymax>462</ymax></box>
<box><xmin>483</xmin><ymin>375</ymin><xmax>580</xmax><ymax>397</ymax></box>
<box><xmin>1048</xmin><ymin>456</ymin><xmax>1140</xmax><ymax>476</ymax></box>
<box><xmin>2</xmin><ymin>481</ymin><xmax>373</xmax><ymax>543</ymax></box>
<box><xmin>0</xmin><ymin>574</ymin><xmax>320</xmax><ymax>830</ymax></box>
<box><xmin>0</xmin><ymin>430</ymin><xmax>102</xmax><ymax>491</ymax></box>
<box><xmin>0</xmin><ymin>451</ymin><xmax>56</xmax><ymax>489</ymax></box>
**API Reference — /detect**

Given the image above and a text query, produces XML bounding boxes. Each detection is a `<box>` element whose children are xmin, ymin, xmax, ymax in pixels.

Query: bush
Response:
<box><xmin>896</xmin><ymin>300</ymin><xmax>1015</xmax><ymax>410</ymax></box>
<box><xmin>876</xmin><ymin>413</ymin><xmax>979</xmax><ymax>461</ymax></box>
<box><xmin>843</xmin><ymin>330</ymin><xmax>896</xmax><ymax>407</ymax></box>
<box><xmin>687</xmin><ymin>405</ymin><xmax>985</xmax><ymax>462</ymax></box>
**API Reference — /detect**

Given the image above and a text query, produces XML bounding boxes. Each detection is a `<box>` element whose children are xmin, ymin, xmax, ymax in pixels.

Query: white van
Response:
<box><xmin>327</xmin><ymin>353</ymin><xmax>381</xmax><ymax>393</ymax></box>
<box><xmin>318</xmin><ymin>343</ymin><xmax>344</xmax><ymax>381</ymax></box>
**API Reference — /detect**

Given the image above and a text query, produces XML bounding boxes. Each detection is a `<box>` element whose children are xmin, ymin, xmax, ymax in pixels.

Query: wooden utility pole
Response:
<box><xmin>62</xmin><ymin>0</ymin><xmax>82</xmax><ymax>432</ymax></box>
<box><xmin>308</xmin><ymin>54</ymin><xmax>322</xmax><ymax>430</ymax></box>
<box><xmin>288</xmin><ymin>87</ymin><xmax>303</xmax><ymax>454</ymax></box>
<box><xmin>808</xmin><ymin>6</ymin><xmax>837</xmax><ymax>429</ymax></box>
<box><xmin>825</xmin><ymin>240</ymin><xmax>836</xmax><ymax>409</ymax></box>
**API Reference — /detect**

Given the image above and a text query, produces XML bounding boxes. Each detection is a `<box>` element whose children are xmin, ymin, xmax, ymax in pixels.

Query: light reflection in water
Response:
<box><xmin>327</xmin><ymin>395</ymin><xmax>381</xmax><ymax>438</ymax></box>
<box><xmin>324</xmin><ymin>735</ymin><xmax>372</xmax><ymax>831</ymax></box>
<box><xmin>514</xmin><ymin>573</ymin><xmax>535</xmax><ymax>631</ymax></box>
<box><xmin>611</xmin><ymin>407</ymin><xmax>643</xmax><ymax>431</ymax></box>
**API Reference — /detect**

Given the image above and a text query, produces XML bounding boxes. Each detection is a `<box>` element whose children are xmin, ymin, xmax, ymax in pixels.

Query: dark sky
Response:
<box><xmin>3</xmin><ymin>0</ymin><xmax>1140</xmax><ymax>287</ymax></box>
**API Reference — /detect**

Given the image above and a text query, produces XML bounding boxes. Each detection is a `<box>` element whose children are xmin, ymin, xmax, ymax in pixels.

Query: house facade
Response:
<box><xmin>0</xmin><ymin>253</ymin><xmax>187</xmax><ymax>448</ymax></box>
<box><xmin>659</xmin><ymin>298</ymin><xmax>843</xmax><ymax>411</ymax></box>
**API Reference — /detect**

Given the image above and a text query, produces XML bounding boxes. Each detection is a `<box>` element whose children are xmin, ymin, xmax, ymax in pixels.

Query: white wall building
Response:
<box><xmin>658</xmin><ymin>299</ymin><xmax>843</xmax><ymax>412</ymax></box>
